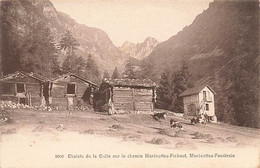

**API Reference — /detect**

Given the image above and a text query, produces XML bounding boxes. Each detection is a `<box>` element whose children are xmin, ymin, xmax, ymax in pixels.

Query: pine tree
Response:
<box><xmin>111</xmin><ymin>67</ymin><xmax>120</xmax><ymax>79</ymax></box>
<box><xmin>75</xmin><ymin>56</ymin><xmax>87</xmax><ymax>75</ymax></box>
<box><xmin>20</xmin><ymin>23</ymin><xmax>58</xmax><ymax>78</ymax></box>
<box><xmin>85</xmin><ymin>54</ymin><xmax>101</xmax><ymax>84</ymax></box>
<box><xmin>172</xmin><ymin>61</ymin><xmax>194</xmax><ymax>113</ymax></box>
<box><xmin>60</xmin><ymin>30</ymin><xmax>85</xmax><ymax>76</ymax></box>
<box><xmin>62</xmin><ymin>53</ymin><xmax>87</xmax><ymax>76</ymax></box>
<box><xmin>156</xmin><ymin>66</ymin><xmax>175</xmax><ymax>110</ymax></box>
<box><xmin>62</xmin><ymin>54</ymin><xmax>76</xmax><ymax>73</ymax></box>
<box><xmin>1</xmin><ymin>1</ymin><xmax>59</xmax><ymax>77</ymax></box>
<box><xmin>217</xmin><ymin>93</ymin><xmax>237</xmax><ymax>124</ymax></box>
<box><xmin>1</xmin><ymin>1</ymin><xmax>23</xmax><ymax>74</ymax></box>
<box><xmin>156</xmin><ymin>62</ymin><xmax>194</xmax><ymax>113</ymax></box>
<box><xmin>138</xmin><ymin>59</ymin><xmax>157</xmax><ymax>80</ymax></box>
<box><xmin>228</xmin><ymin>57</ymin><xmax>259</xmax><ymax>127</ymax></box>
<box><xmin>59</xmin><ymin>30</ymin><xmax>79</xmax><ymax>55</ymax></box>
<box><xmin>103</xmin><ymin>70</ymin><xmax>110</xmax><ymax>79</ymax></box>
<box><xmin>125</xmin><ymin>60</ymin><xmax>136</xmax><ymax>79</ymax></box>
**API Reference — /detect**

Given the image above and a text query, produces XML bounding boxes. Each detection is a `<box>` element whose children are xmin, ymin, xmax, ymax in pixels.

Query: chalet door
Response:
<box><xmin>187</xmin><ymin>104</ymin><xmax>196</xmax><ymax>116</ymax></box>
<box><xmin>67</xmin><ymin>97</ymin><xmax>74</xmax><ymax>109</ymax></box>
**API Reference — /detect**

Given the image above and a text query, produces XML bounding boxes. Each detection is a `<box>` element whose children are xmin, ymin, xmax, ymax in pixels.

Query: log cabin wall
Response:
<box><xmin>0</xmin><ymin>81</ymin><xmax>19</xmax><ymax>103</ymax></box>
<box><xmin>133</xmin><ymin>88</ymin><xmax>154</xmax><ymax>111</ymax></box>
<box><xmin>0</xmin><ymin>72</ymin><xmax>44</xmax><ymax>106</ymax></box>
<box><xmin>50</xmin><ymin>74</ymin><xmax>97</xmax><ymax>109</ymax></box>
<box><xmin>113</xmin><ymin>87</ymin><xmax>134</xmax><ymax>111</ymax></box>
<box><xmin>95</xmin><ymin>79</ymin><xmax>157</xmax><ymax>113</ymax></box>
<box><xmin>113</xmin><ymin>86</ymin><xmax>154</xmax><ymax>112</ymax></box>
<box><xmin>50</xmin><ymin>81</ymin><xmax>68</xmax><ymax>108</ymax></box>
<box><xmin>26</xmin><ymin>83</ymin><xmax>42</xmax><ymax>106</ymax></box>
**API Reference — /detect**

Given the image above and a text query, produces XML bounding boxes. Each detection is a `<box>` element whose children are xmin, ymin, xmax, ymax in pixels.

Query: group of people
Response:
<box><xmin>191</xmin><ymin>113</ymin><xmax>210</xmax><ymax>125</ymax></box>
<box><xmin>151</xmin><ymin>111</ymin><xmax>212</xmax><ymax>130</ymax></box>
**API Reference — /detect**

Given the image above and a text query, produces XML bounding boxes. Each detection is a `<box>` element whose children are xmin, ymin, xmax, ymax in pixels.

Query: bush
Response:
<box><xmin>0</xmin><ymin>109</ymin><xmax>14</xmax><ymax>124</ymax></box>
<box><xmin>191</xmin><ymin>132</ymin><xmax>213</xmax><ymax>140</ymax></box>
<box><xmin>148</xmin><ymin>137</ymin><xmax>170</xmax><ymax>145</ymax></box>
<box><xmin>2</xmin><ymin>128</ymin><xmax>17</xmax><ymax>134</ymax></box>
<box><xmin>111</xmin><ymin>125</ymin><xmax>124</xmax><ymax>130</ymax></box>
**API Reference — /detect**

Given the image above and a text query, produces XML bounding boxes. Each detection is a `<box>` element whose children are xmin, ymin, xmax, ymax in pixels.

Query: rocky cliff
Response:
<box><xmin>119</xmin><ymin>37</ymin><xmax>159</xmax><ymax>60</ymax></box>
<box><xmin>1</xmin><ymin>0</ymin><xmax>124</xmax><ymax>73</ymax></box>
<box><xmin>147</xmin><ymin>0</ymin><xmax>259</xmax><ymax>82</ymax></box>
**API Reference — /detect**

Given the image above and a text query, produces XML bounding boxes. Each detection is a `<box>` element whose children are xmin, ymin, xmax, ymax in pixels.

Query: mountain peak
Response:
<box><xmin>121</xmin><ymin>40</ymin><xmax>135</xmax><ymax>47</ymax></box>
<box><xmin>119</xmin><ymin>37</ymin><xmax>159</xmax><ymax>60</ymax></box>
<box><xmin>144</xmin><ymin>37</ymin><xmax>158</xmax><ymax>43</ymax></box>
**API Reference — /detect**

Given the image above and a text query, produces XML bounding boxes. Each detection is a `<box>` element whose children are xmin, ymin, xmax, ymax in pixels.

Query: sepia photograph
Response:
<box><xmin>0</xmin><ymin>0</ymin><xmax>259</xmax><ymax>167</ymax></box>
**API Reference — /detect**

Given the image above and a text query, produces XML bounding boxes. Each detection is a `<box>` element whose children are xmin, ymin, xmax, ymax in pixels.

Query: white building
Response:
<box><xmin>180</xmin><ymin>85</ymin><xmax>216</xmax><ymax>119</ymax></box>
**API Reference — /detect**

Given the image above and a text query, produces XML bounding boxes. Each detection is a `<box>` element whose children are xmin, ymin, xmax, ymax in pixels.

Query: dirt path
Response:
<box><xmin>205</xmin><ymin>123</ymin><xmax>260</xmax><ymax>139</ymax></box>
<box><xmin>0</xmin><ymin>109</ymin><xmax>259</xmax><ymax>168</ymax></box>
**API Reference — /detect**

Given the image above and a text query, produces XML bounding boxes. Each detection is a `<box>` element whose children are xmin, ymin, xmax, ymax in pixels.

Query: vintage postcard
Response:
<box><xmin>0</xmin><ymin>0</ymin><xmax>259</xmax><ymax>167</ymax></box>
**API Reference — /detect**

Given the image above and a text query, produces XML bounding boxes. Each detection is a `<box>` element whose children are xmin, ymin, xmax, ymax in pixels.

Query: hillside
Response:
<box><xmin>0</xmin><ymin>0</ymin><xmax>124</xmax><ymax>74</ymax></box>
<box><xmin>147</xmin><ymin>0</ymin><xmax>259</xmax><ymax>127</ymax></box>
<box><xmin>1</xmin><ymin>109</ymin><xmax>260</xmax><ymax>167</ymax></box>
<box><xmin>148</xmin><ymin>0</ymin><xmax>258</xmax><ymax>80</ymax></box>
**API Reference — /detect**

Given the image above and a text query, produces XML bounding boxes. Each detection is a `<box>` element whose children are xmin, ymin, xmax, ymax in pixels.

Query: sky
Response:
<box><xmin>51</xmin><ymin>0</ymin><xmax>213</xmax><ymax>46</ymax></box>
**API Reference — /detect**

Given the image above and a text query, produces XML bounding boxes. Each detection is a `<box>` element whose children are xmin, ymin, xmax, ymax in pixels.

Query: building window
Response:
<box><xmin>3</xmin><ymin>83</ymin><xmax>14</xmax><ymax>94</ymax></box>
<box><xmin>203</xmin><ymin>91</ymin><xmax>212</xmax><ymax>101</ymax></box>
<box><xmin>16</xmin><ymin>83</ymin><xmax>25</xmax><ymax>93</ymax></box>
<box><xmin>205</xmin><ymin>104</ymin><xmax>209</xmax><ymax>111</ymax></box>
<box><xmin>67</xmin><ymin>84</ymin><xmax>76</xmax><ymax>94</ymax></box>
<box><xmin>203</xmin><ymin>91</ymin><xmax>207</xmax><ymax>99</ymax></box>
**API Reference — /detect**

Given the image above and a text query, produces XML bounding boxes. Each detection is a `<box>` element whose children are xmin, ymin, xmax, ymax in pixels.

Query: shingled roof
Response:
<box><xmin>51</xmin><ymin>72</ymin><xmax>98</xmax><ymax>88</ymax></box>
<box><xmin>0</xmin><ymin>71</ymin><xmax>47</xmax><ymax>82</ymax></box>
<box><xmin>179</xmin><ymin>85</ymin><xmax>216</xmax><ymax>97</ymax></box>
<box><xmin>103</xmin><ymin>78</ymin><xmax>157</xmax><ymax>88</ymax></box>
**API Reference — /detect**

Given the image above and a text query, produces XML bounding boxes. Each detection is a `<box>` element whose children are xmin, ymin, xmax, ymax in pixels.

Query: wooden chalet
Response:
<box><xmin>49</xmin><ymin>73</ymin><xmax>98</xmax><ymax>109</ymax></box>
<box><xmin>0</xmin><ymin>71</ymin><xmax>47</xmax><ymax>106</ymax></box>
<box><xmin>94</xmin><ymin>78</ymin><xmax>157</xmax><ymax>113</ymax></box>
<box><xmin>180</xmin><ymin>85</ymin><xmax>216</xmax><ymax>120</ymax></box>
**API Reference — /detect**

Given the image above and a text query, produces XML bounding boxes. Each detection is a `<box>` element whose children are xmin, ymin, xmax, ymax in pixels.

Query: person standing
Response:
<box><xmin>108</xmin><ymin>98</ymin><xmax>115</xmax><ymax>115</ymax></box>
